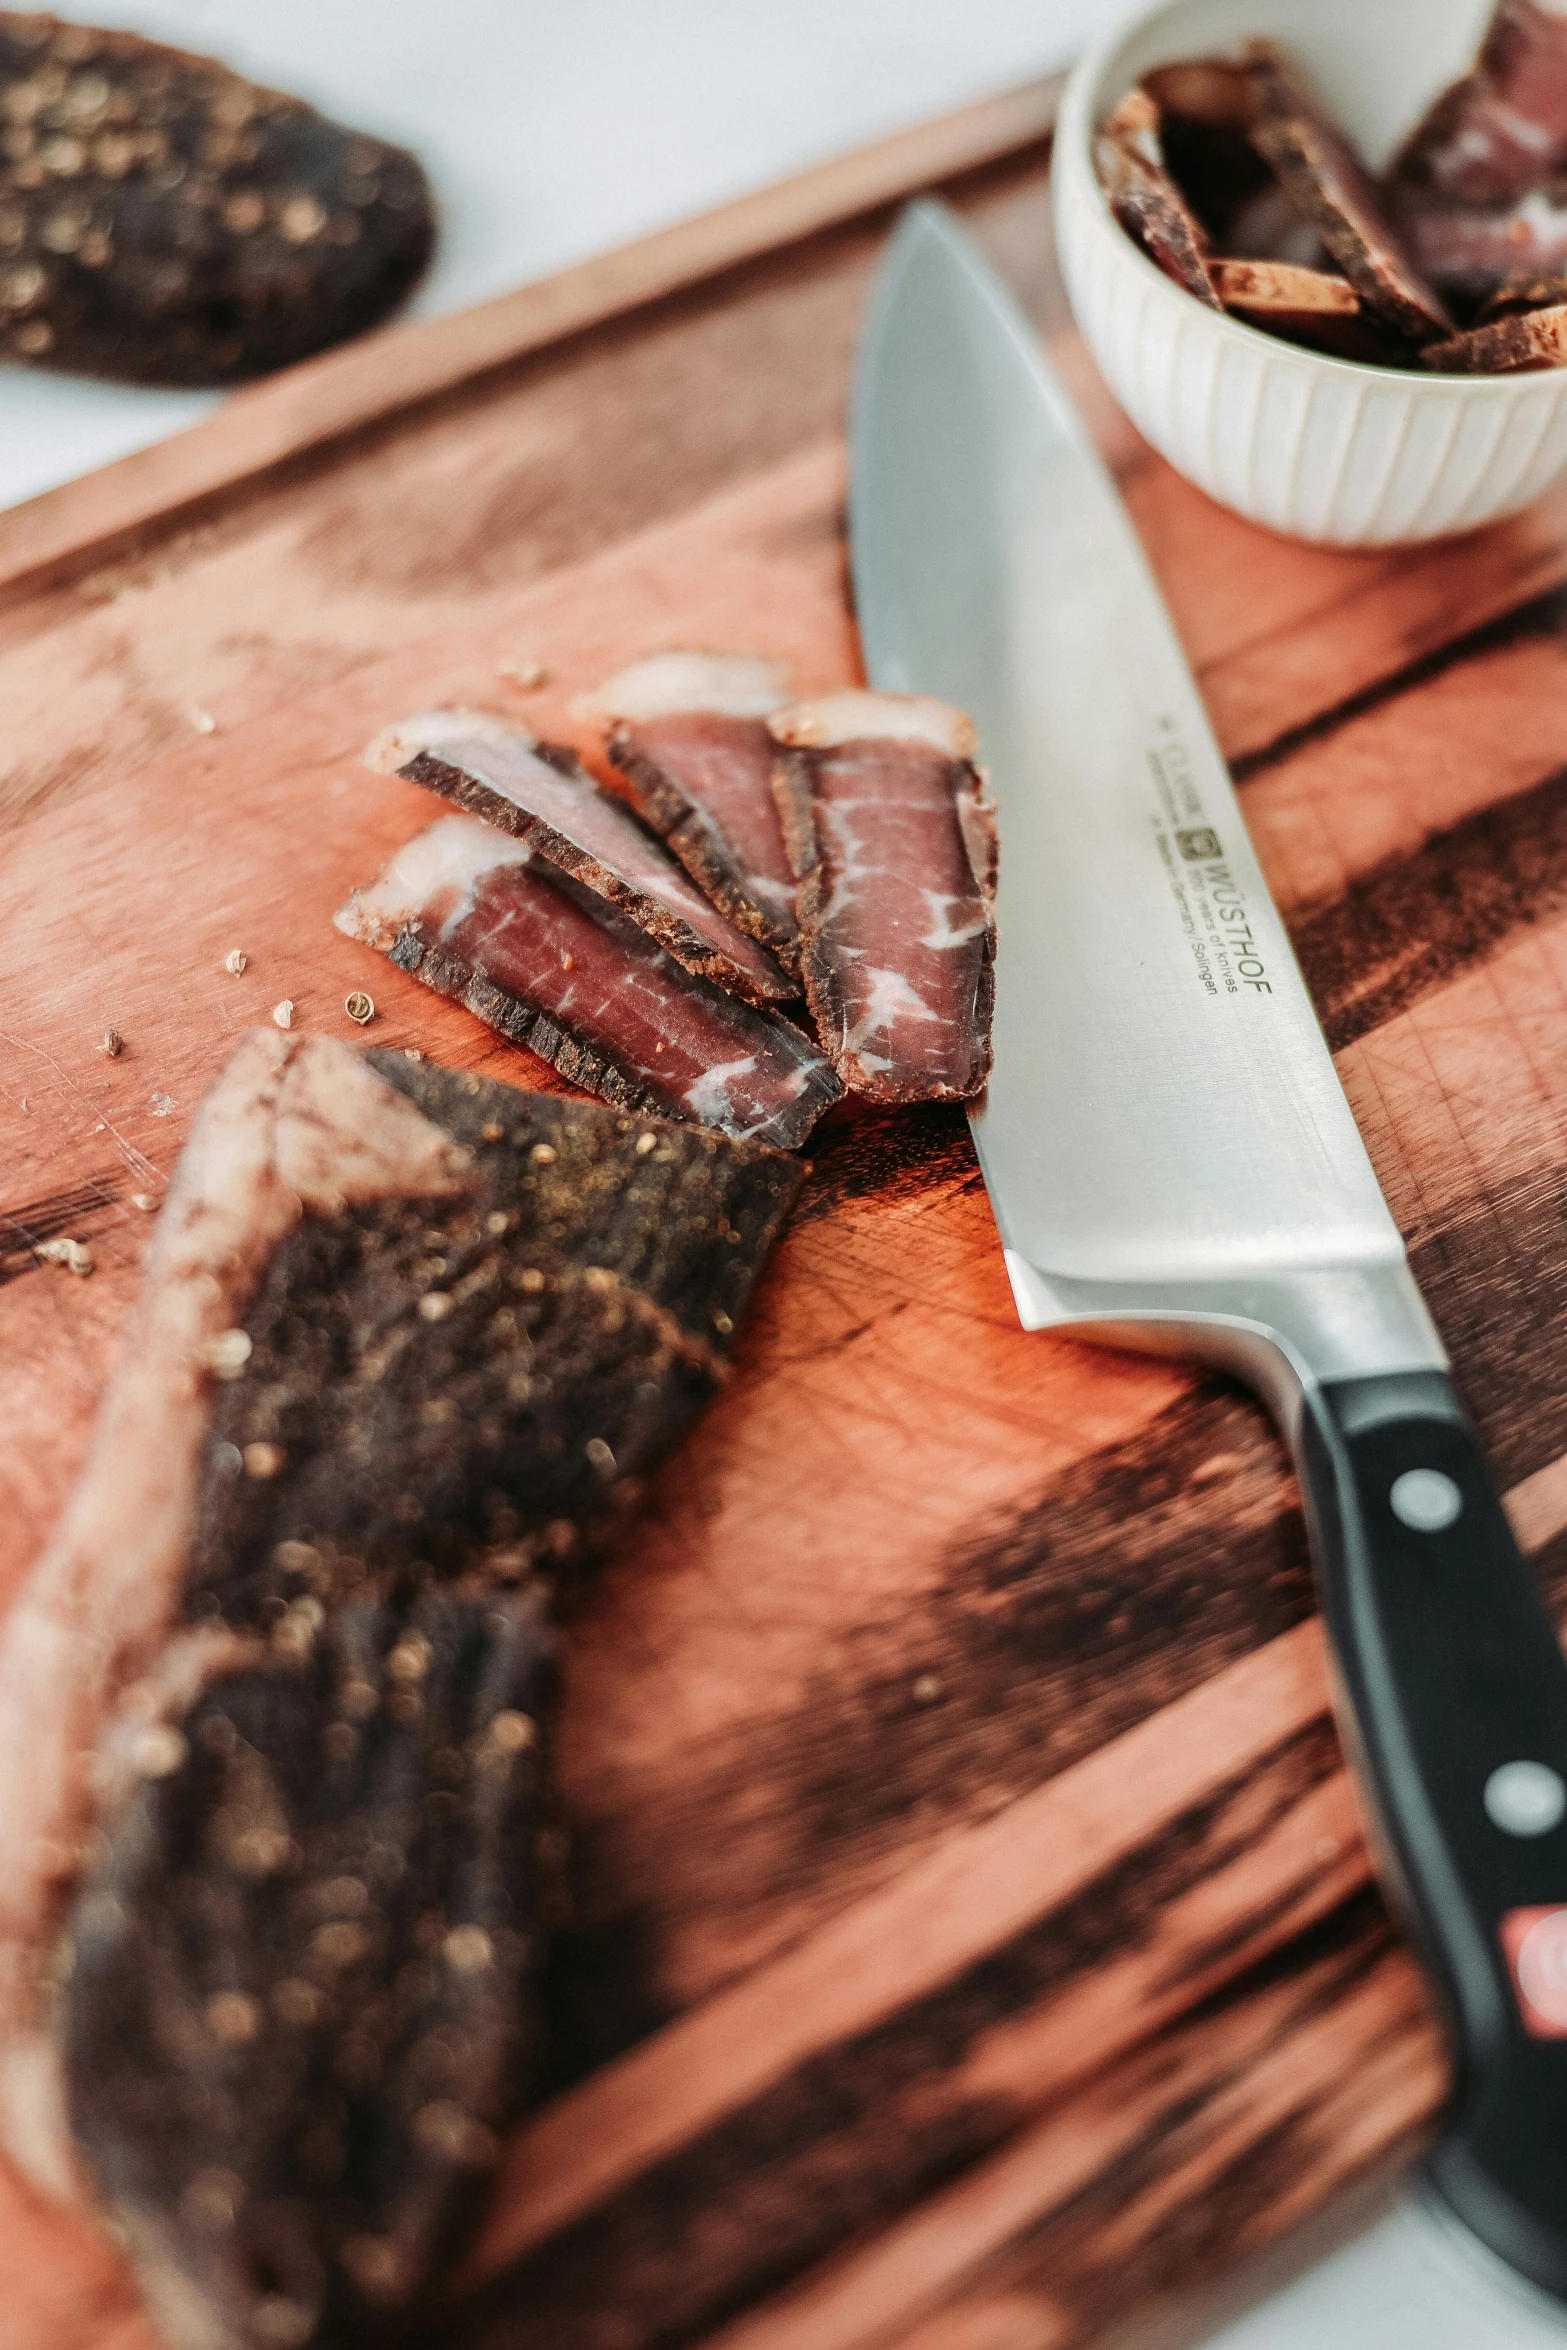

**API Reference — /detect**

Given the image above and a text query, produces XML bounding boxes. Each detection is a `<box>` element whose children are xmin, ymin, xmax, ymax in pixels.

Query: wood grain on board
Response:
<box><xmin>5</xmin><ymin>82</ymin><xmax>1567</xmax><ymax>2350</ymax></box>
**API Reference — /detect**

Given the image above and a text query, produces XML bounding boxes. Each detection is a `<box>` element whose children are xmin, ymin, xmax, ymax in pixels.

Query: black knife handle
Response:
<box><xmin>1298</xmin><ymin>1370</ymin><xmax>1567</xmax><ymax>2301</ymax></box>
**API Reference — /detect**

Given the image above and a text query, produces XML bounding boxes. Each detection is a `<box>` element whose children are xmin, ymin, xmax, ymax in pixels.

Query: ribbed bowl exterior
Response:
<box><xmin>1054</xmin><ymin>8</ymin><xmax>1567</xmax><ymax>547</ymax></box>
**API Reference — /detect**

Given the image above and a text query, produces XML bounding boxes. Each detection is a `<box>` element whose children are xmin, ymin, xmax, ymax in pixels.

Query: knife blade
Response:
<box><xmin>850</xmin><ymin>196</ymin><xmax>1567</xmax><ymax>2342</ymax></box>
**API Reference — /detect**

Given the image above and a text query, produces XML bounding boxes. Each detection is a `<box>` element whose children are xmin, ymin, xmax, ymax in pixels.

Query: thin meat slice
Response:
<box><xmin>365</xmin><ymin>707</ymin><xmax>792</xmax><ymax>1007</ymax></box>
<box><xmin>335</xmin><ymin>814</ymin><xmax>839</xmax><ymax>1149</ymax></box>
<box><xmin>2</xmin><ymin>1035</ymin><xmax>800</xmax><ymax>2349</ymax></box>
<box><xmin>769</xmin><ymin>691</ymin><xmax>997</xmax><ymax>1105</ymax></box>
<box><xmin>1245</xmin><ymin>45</ymin><xmax>1454</xmax><ymax>345</ymax></box>
<box><xmin>575</xmin><ymin>653</ymin><xmax>803</xmax><ymax>980</ymax></box>
<box><xmin>1393</xmin><ymin>0</ymin><xmax>1567</xmax><ymax>207</ymax></box>
<box><xmin>1096</xmin><ymin>86</ymin><xmax>1223</xmax><ymax>305</ymax></box>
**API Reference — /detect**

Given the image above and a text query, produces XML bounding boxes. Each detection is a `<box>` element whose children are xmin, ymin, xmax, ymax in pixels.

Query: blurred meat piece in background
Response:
<box><xmin>0</xmin><ymin>8</ymin><xmax>433</xmax><ymax>385</ymax></box>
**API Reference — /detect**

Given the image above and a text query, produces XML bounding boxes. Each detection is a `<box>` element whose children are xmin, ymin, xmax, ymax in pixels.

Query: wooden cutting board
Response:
<box><xmin>6</xmin><ymin>75</ymin><xmax>1567</xmax><ymax>2350</ymax></box>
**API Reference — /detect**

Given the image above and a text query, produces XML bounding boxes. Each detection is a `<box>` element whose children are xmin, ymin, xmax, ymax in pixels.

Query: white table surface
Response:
<box><xmin>0</xmin><ymin>0</ymin><xmax>1111</xmax><ymax>512</ymax></box>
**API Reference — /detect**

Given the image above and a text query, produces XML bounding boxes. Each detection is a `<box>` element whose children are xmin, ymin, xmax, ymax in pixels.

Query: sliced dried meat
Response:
<box><xmin>1212</xmin><ymin>256</ymin><xmax>1358</xmax><ymax>317</ymax></box>
<box><xmin>1141</xmin><ymin>57</ymin><xmax>1275</xmax><ymax>246</ymax></box>
<box><xmin>0</xmin><ymin>13</ymin><xmax>432</xmax><ymax>386</ymax></box>
<box><xmin>1246</xmin><ymin>45</ymin><xmax>1454</xmax><ymax>345</ymax></box>
<box><xmin>0</xmin><ymin>1032</ymin><xmax>800</xmax><ymax>2348</ymax></box>
<box><xmin>365</xmin><ymin>707</ymin><xmax>791</xmax><ymax>1008</ymax></box>
<box><xmin>769</xmin><ymin>691</ymin><xmax>996</xmax><ymax>1105</ymax></box>
<box><xmin>1423</xmin><ymin>298</ymin><xmax>1567</xmax><ymax>369</ymax></box>
<box><xmin>1479</xmin><ymin>272</ymin><xmax>1567</xmax><ymax>317</ymax></box>
<box><xmin>1393</xmin><ymin>0</ymin><xmax>1567</xmax><ymax>207</ymax></box>
<box><xmin>1210</xmin><ymin>255</ymin><xmax>1402</xmax><ymax>360</ymax></box>
<box><xmin>1387</xmin><ymin>181</ymin><xmax>1567</xmax><ymax>306</ymax></box>
<box><xmin>1095</xmin><ymin>86</ymin><xmax>1222</xmax><ymax>306</ymax></box>
<box><xmin>335</xmin><ymin>814</ymin><xmax>839</xmax><ymax>1149</ymax></box>
<box><xmin>576</xmin><ymin>653</ymin><xmax>803</xmax><ymax>981</ymax></box>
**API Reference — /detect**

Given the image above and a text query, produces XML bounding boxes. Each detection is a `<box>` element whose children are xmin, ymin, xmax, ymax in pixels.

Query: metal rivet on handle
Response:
<box><xmin>1390</xmin><ymin>1468</ymin><xmax>1463</xmax><ymax>1532</ymax></box>
<box><xmin>1486</xmin><ymin>1762</ymin><xmax>1567</xmax><ymax>1838</ymax></box>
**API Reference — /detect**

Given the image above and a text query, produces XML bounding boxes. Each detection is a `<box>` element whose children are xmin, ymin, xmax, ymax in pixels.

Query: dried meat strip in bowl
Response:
<box><xmin>1393</xmin><ymin>0</ymin><xmax>1567</xmax><ymax>207</ymax></box>
<box><xmin>1245</xmin><ymin>44</ymin><xmax>1454</xmax><ymax>346</ymax></box>
<box><xmin>0</xmin><ymin>1031</ymin><xmax>801</xmax><ymax>2350</ymax></box>
<box><xmin>575</xmin><ymin>652</ymin><xmax>803</xmax><ymax>980</ymax></box>
<box><xmin>1386</xmin><ymin>182</ymin><xmax>1567</xmax><ymax>309</ymax></box>
<box><xmin>1095</xmin><ymin>85</ymin><xmax>1222</xmax><ymax>305</ymax></box>
<box><xmin>770</xmin><ymin>691</ymin><xmax>997</xmax><ymax>1104</ymax></box>
<box><xmin>1208</xmin><ymin>257</ymin><xmax>1402</xmax><ymax>361</ymax></box>
<box><xmin>1423</xmin><ymin>299</ymin><xmax>1567</xmax><ymax>371</ymax></box>
<box><xmin>365</xmin><ymin>708</ymin><xmax>792</xmax><ymax>1008</ymax></box>
<box><xmin>336</xmin><ymin>815</ymin><xmax>840</xmax><ymax>1149</ymax></box>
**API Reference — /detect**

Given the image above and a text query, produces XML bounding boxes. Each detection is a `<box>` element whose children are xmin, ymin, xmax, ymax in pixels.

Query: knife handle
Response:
<box><xmin>1299</xmin><ymin>1370</ymin><xmax>1567</xmax><ymax>2302</ymax></box>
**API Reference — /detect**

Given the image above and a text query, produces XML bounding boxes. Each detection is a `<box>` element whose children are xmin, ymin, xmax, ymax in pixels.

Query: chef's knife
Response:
<box><xmin>850</xmin><ymin>197</ymin><xmax>1567</xmax><ymax>2345</ymax></box>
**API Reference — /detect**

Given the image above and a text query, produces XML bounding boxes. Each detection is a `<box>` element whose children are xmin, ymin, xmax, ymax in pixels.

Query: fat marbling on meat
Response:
<box><xmin>575</xmin><ymin>652</ymin><xmax>804</xmax><ymax>980</ymax></box>
<box><xmin>364</xmin><ymin>706</ymin><xmax>792</xmax><ymax>1007</ymax></box>
<box><xmin>335</xmin><ymin>814</ymin><xmax>840</xmax><ymax>1150</ymax></box>
<box><xmin>1393</xmin><ymin>0</ymin><xmax>1567</xmax><ymax>207</ymax></box>
<box><xmin>1387</xmin><ymin>180</ymin><xmax>1567</xmax><ymax>305</ymax></box>
<box><xmin>769</xmin><ymin>690</ymin><xmax>997</xmax><ymax>1104</ymax></box>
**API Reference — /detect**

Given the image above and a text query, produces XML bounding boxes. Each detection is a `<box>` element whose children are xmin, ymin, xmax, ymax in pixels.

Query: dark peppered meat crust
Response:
<box><xmin>67</xmin><ymin>1586</ymin><xmax>555</xmax><ymax>2350</ymax></box>
<box><xmin>183</xmin><ymin>1055</ymin><xmax>804</xmax><ymax>1624</ymax></box>
<box><xmin>62</xmin><ymin>1057</ymin><xmax>802</xmax><ymax>2349</ymax></box>
<box><xmin>0</xmin><ymin>11</ymin><xmax>433</xmax><ymax>385</ymax></box>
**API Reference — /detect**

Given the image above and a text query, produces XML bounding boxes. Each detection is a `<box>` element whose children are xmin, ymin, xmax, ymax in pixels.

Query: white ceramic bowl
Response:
<box><xmin>1055</xmin><ymin>0</ymin><xmax>1567</xmax><ymax>545</ymax></box>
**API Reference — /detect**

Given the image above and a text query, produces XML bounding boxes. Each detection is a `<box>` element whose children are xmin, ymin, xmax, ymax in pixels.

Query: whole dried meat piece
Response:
<box><xmin>1246</xmin><ymin>45</ymin><xmax>1454</xmax><ymax>345</ymax></box>
<box><xmin>1423</xmin><ymin>298</ymin><xmax>1567</xmax><ymax>370</ymax></box>
<box><xmin>0</xmin><ymin>11</ymin><xmax>433</xmax><ymax>386</ymax></box>
<box><xmin>1387</xmin><ymin>182</ymin><xmax>1567</xmax><ymax>308</ymax></box>
<box><xmin>770</xmin><ymin>691</ymin><xmax>997</xmax><ymax>1104</ymax></box>
<box><xmin>68</xmin><ymin>1585</ymin><xmax>556</xmax><ymax>2350</ymax></box>
<box><xmin>576</xmin><ymin>652</ymin><xmax>803</xmax><ymax>981</ymax></box>
<box><xmin>335</xmin><ymin>814</ymin><xmax>840</xmax><ymax>1149</ymax></box>
<box><xmin>365</xmin><ymin>708</ymin><xmax>792</xmax><ymax>1008</ymax></box>
<box><xmin>0</xmin><ymin>1030</ymin><xmax>801</xmax><ymax>2349</ymax></box>
<box><xmin>1393</xmin><ymin>0</ymin><xmax>1567</xmax><ymax>207</ymax></box>
<box><xmin>1095</xmin><ymin>85</ymin><xmax>1222</xmax><ymax>306</ymax></box>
